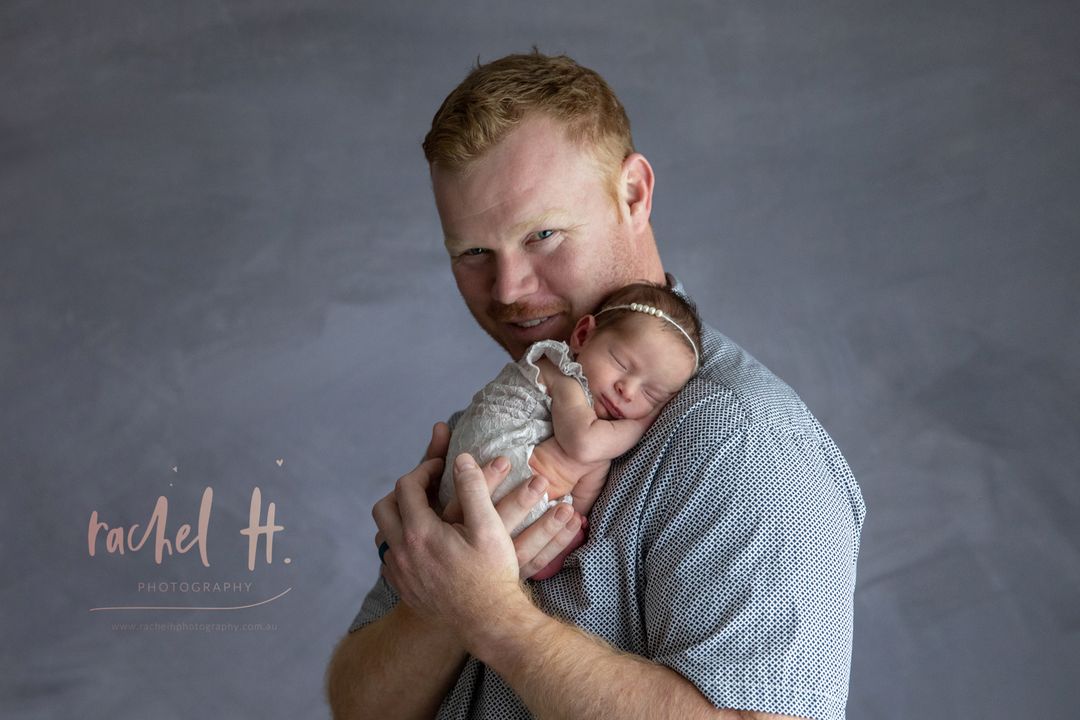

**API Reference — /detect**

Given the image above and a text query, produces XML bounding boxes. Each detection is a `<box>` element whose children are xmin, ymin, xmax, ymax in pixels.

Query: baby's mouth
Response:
<box><xmin>600</xmin><ymin>394</ymin><xmax>623</xmax><ymax>419</ymax></box>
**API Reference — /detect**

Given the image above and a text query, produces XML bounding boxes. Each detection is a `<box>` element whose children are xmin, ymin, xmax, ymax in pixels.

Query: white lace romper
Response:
<box><xmin>439</xmin><ymin>339</ymin><xmax>592</xmax><ymax>534</ymax></box>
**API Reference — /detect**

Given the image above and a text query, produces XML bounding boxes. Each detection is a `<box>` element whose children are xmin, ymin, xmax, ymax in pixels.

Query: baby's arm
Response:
<box><xmin>536</xmin><ymin>358</ymin><xmax>655</xmax><ymax>464</ymax></box>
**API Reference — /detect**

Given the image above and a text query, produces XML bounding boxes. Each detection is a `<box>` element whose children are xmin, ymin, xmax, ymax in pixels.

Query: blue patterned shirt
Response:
<box><xmin>351</xmin><ymin>290</ymin><xmax>866</xmax><ymax>720</ymax></box>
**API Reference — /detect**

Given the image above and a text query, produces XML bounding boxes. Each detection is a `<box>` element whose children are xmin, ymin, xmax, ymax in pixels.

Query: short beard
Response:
<box><xmin>487</xmin><ymin>299</ymin><xmax>568</xmax><ymax>324</ymax></box>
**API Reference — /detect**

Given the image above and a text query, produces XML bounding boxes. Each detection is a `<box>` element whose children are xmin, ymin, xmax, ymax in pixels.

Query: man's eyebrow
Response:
<box><xmin>507</xmin><ymin>210</ymin><xmax>566</xmax><ymax>237</ymax></box>
<box><xmin>443</xmin><ymin>210</ymin><xmax>570</xmax><ymax>251</ymax></box>
<box><xmin>443</xmin><ymin>231</ymin><xmax>478</xmax><ymax>253</ymax></box>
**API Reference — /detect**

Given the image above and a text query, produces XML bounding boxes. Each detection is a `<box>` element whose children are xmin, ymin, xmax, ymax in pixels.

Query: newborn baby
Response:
<box><xmin>439</xmin><ymin>282</ymin><xmax>702</xmax><ymax>578</ymax></box>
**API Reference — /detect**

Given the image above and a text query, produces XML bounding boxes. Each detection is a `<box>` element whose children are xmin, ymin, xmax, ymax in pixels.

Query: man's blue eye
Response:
<box><xmin>536</xmin><ymin>229</ymin><xmax>555</xmax><ymax>240</ymax></box>
<box><xmin>462</xmin><ymin>248</ymin><xmax>487</xmax><ymax>257</ymax></box>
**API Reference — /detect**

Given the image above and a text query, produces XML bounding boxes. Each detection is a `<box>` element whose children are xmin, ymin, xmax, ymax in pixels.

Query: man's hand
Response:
<box><xmin>502</xmin><ymin>476</ymin><xmax>585</xmax><ymax>578</ymax></box>
<box><xmin>374</xmin><ymin>423</ymin><xmax>585</xmax><ymax>579</ymax></box>
<box><xmin>373</xmin><ymin>452</ymin><xmax>534</xmax><ymax>642</ymax></box>
<box><xmin>448</xmin><ymin>458</ymin><xmax>586</xmax><ymax>578</ymax></box>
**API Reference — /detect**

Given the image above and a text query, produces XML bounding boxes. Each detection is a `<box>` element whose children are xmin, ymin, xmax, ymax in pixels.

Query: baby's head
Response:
<box><xmin>569</xmin><ymin>283</ymin><xmax>702</xmax><ymax>421</ymax></box>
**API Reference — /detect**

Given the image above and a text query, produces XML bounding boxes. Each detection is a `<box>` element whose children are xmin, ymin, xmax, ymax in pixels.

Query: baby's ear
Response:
<box><xmin>569</xmin><ymin>315</ymin><xmax>597</xmax><ymax>354</ymax></box>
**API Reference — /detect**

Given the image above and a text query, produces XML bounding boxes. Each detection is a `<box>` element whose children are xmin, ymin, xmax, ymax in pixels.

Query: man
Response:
<box><xmin>327</xmin><ymin>52</ymin><xmax>865</xmax><ymax>720</ymax></box>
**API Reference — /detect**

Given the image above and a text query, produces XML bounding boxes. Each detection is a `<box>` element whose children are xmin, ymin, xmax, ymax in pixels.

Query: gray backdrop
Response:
<box><xmin>3</xmin><ymin>1</ymin><xmax>1078</xmax><ymax>718</ymax></box>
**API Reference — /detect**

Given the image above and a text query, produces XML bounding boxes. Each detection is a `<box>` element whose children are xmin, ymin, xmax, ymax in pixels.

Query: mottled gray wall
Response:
<box><xmin>3</xmin><ymin>1</ymin><xmax>1078</xmax><ymax>718</ymax></box>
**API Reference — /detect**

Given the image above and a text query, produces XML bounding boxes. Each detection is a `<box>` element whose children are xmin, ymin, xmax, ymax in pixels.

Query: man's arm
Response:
<box><xmin>326</xmin><ymin>425</ymin><xmax>586</xmax><ymax>719</ymax></box>
<box><xmin>377</xmin><ymin>452</ymin><xmax>801</xmax><ymax>720</ymax></box>
<box><xmin>326</xmin><ymin>602</ymin><xmax>466</xmax><ymax>719</ymax></box>
<box><xmin>474</xmin><ymin>594</ymin><xmax>799</xmax><ymax>720</ymax></box>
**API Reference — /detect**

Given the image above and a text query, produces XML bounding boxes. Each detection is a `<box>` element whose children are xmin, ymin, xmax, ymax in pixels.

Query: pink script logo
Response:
<box><xmin>87</xmin><ymin>487</ymin><xmax>283</xmax><ymax>571</ymax></box>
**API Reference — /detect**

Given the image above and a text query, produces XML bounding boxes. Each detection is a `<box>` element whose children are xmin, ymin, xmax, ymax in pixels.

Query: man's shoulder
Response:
<box><xmin>635</xmin><ymin>323</ymin><xmax>865</xmax><ymax>541</ymax></box>
<box><xmin>660</xmin><ymin>324</ymin><xmax>814</xmax><ymax>443</ymax></box>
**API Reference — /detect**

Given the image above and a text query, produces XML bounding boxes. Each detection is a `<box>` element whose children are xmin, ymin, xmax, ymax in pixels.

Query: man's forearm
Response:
<box><xmin>326</xmin><ymin>603</ymin><xmax>467</xmax><ymax>719</ymax></box>
<box><xmin>474</xmin><ymin>597</ymin><xmax>786</xmax><ymax>720</ymax></box>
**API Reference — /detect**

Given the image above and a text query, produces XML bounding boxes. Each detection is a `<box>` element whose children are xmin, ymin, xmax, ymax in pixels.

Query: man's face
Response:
<box><xmin>433</xmin><ymin>115</ymin><xmax>645</xmax><ymax>360</ymax></box>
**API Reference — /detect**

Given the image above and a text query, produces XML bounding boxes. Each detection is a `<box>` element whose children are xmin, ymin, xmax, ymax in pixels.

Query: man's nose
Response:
<box><xmin>492</xmin><ymin>252</ymin><xmax>538</xmax><ymax>305</ymax></box>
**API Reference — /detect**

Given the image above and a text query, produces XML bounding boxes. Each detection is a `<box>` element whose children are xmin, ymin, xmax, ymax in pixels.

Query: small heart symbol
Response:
<box><xmin>172</xmin><ymin>466</ymin><xmax>178</xmax><ymax>473</ymax></box>
<box><xmin>276</xmin><ymin>459</ymin><xmax>284</xmax><ymax>467</ymax></box>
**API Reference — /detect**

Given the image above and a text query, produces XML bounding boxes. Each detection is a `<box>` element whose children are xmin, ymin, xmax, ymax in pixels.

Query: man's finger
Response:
<box><xmin>525</xmin><ymin>513</ymin><xmax>587</xmax><ymax>579</ymax></box>
<box><xmin>442</xmin><ymin>455</ymin><xmax>510</xmax><ymax>523</ymax></box>
<box><xmin>482</xmin><ymin>455</ymin><xmax>512</xmax><ymax>494</ymax></box>
<box><xmin>423</xmin><ymin>422</ymin><xmax>451</xmax><ymax>462</ymax></box>
<box><xmin>453</xmin><ymin>453</ymin><xmax>500</xmax><ymax>529</ymax></box>
<box><xmin>372</xmin><ymin>491</ymin><xmax>402</xmax><ymax>545</ymax></box>
<box><xmin>396</xmin><ymin>456</ymin><xmax>445</xmax><ymax>526</ymax></box>
<box><xmin>512</xmin><ymin>503</ymin><xmax>577</xmax><ymax>574</ymax></box>
<box><xmin>494</xmin><ymin>473</ymin><xmax>550</xmax><ymax>532</ymax></box>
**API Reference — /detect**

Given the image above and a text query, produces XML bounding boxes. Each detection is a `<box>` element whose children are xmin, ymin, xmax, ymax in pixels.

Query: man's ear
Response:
<box><xmin>569</xmin><ymin>315</ymin><xmax>597</xmax><ymax>354</ymax></box>
<box><xmin>619</xmin><ymin>152</ymin><xmax>655</xmax><ymax>230</ymax></box>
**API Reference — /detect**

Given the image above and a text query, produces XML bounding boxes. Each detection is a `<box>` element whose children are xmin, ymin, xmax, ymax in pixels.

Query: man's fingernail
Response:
<box><xmin>529</xmin><ymin>475</ymin><xmax>548</xmax><ymax>493</ymax></box>
<box><xmin>455</xmin><ymin>454</ymin><xmax>476</xmax><ymax>471</ymax></box>
<box><xmin>494</xmin><ymin>457</ymin><xmax>510</xmax><ymax>473</ymax></box>
<box><xmin>555</xmin><ymin>504</ymin><xmax>573</xmax><ymax>522</ymax></box>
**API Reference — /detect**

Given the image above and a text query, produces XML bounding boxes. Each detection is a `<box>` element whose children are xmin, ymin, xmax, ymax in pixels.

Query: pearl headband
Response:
<box><xmin>595</xmin><ymin>302</ymin><xmax>700</xmax><ymax>371</ymax></box>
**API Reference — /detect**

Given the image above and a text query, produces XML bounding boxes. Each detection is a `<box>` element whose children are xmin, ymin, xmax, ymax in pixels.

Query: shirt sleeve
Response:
<box><xmin>348</xmin><ymin>576</ymin><xmax>400</xmax><ymax>633</ymax></box>
<box><xmin>642</xmin><ymin>423</ymin><xmax>860</xmax><ymax>720</ymax></box>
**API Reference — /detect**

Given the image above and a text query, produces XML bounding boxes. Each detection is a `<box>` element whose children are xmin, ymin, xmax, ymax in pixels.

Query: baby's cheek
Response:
<box><xmin>635</xmin><ymin>402</ymin><xmax>658</xmax><ymax>421</ymax></box>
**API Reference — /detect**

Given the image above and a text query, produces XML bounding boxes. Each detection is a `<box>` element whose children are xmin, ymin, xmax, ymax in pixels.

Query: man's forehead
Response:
<box><xmin>433</xmin><ymin>168</ymin><xmax>535</xmax><ymax>220</ymax></box>
<box><xmin>431</xmin><ymin>115</ymin><xmax>610</xmax><ymax>247</ymax></box>
<box><xmin>434</xmin><ymin>171</ymin><xmax>575</xmax><ymax>243</ymax></box>
<box><xmin>432</xmin><ymin>116</ymin><xmax>596</xmax><ymax>197</ymax></box>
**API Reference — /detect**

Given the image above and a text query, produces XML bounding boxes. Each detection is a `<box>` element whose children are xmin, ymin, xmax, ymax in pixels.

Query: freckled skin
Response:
<box><xmin>434</xmin><ymin>115</ymin><xmax>664</xmax><ymax>361</ymax></box>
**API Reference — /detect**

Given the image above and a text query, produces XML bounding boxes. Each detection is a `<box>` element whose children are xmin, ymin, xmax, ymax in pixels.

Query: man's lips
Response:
<box><xmin>509</xmin><ymin>315</ymin><xmax>554</xmax><ymax>329</ymax></box>
<box><xmin>492</xmin><ymin>300</ymin><xmax>566</xmax><ymax>328</ymax></box>
<box><xmin>500</xmin><ymin>314</ymin><xmax>562</xmax><ymax>338</ymax></box>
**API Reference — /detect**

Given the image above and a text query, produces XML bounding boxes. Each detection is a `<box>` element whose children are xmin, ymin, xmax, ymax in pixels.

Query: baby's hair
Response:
<box><xmin>593</xmin><ymin>282</ymin><xmax>703</xmax><ymax>367</ymax></box>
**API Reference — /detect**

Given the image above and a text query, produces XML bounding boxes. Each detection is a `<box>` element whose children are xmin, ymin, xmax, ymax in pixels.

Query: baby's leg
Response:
<box><xmin>527</xmin><ymin>437</ymin><xmax>579</xmax><ymax>499</ymax></box>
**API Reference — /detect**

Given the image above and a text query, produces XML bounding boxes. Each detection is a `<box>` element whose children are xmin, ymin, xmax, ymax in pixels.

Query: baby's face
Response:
<box><xmin>572</xmin><ymin>315</ymin><xmax>696</xmax><ymax>421</ymax></box>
